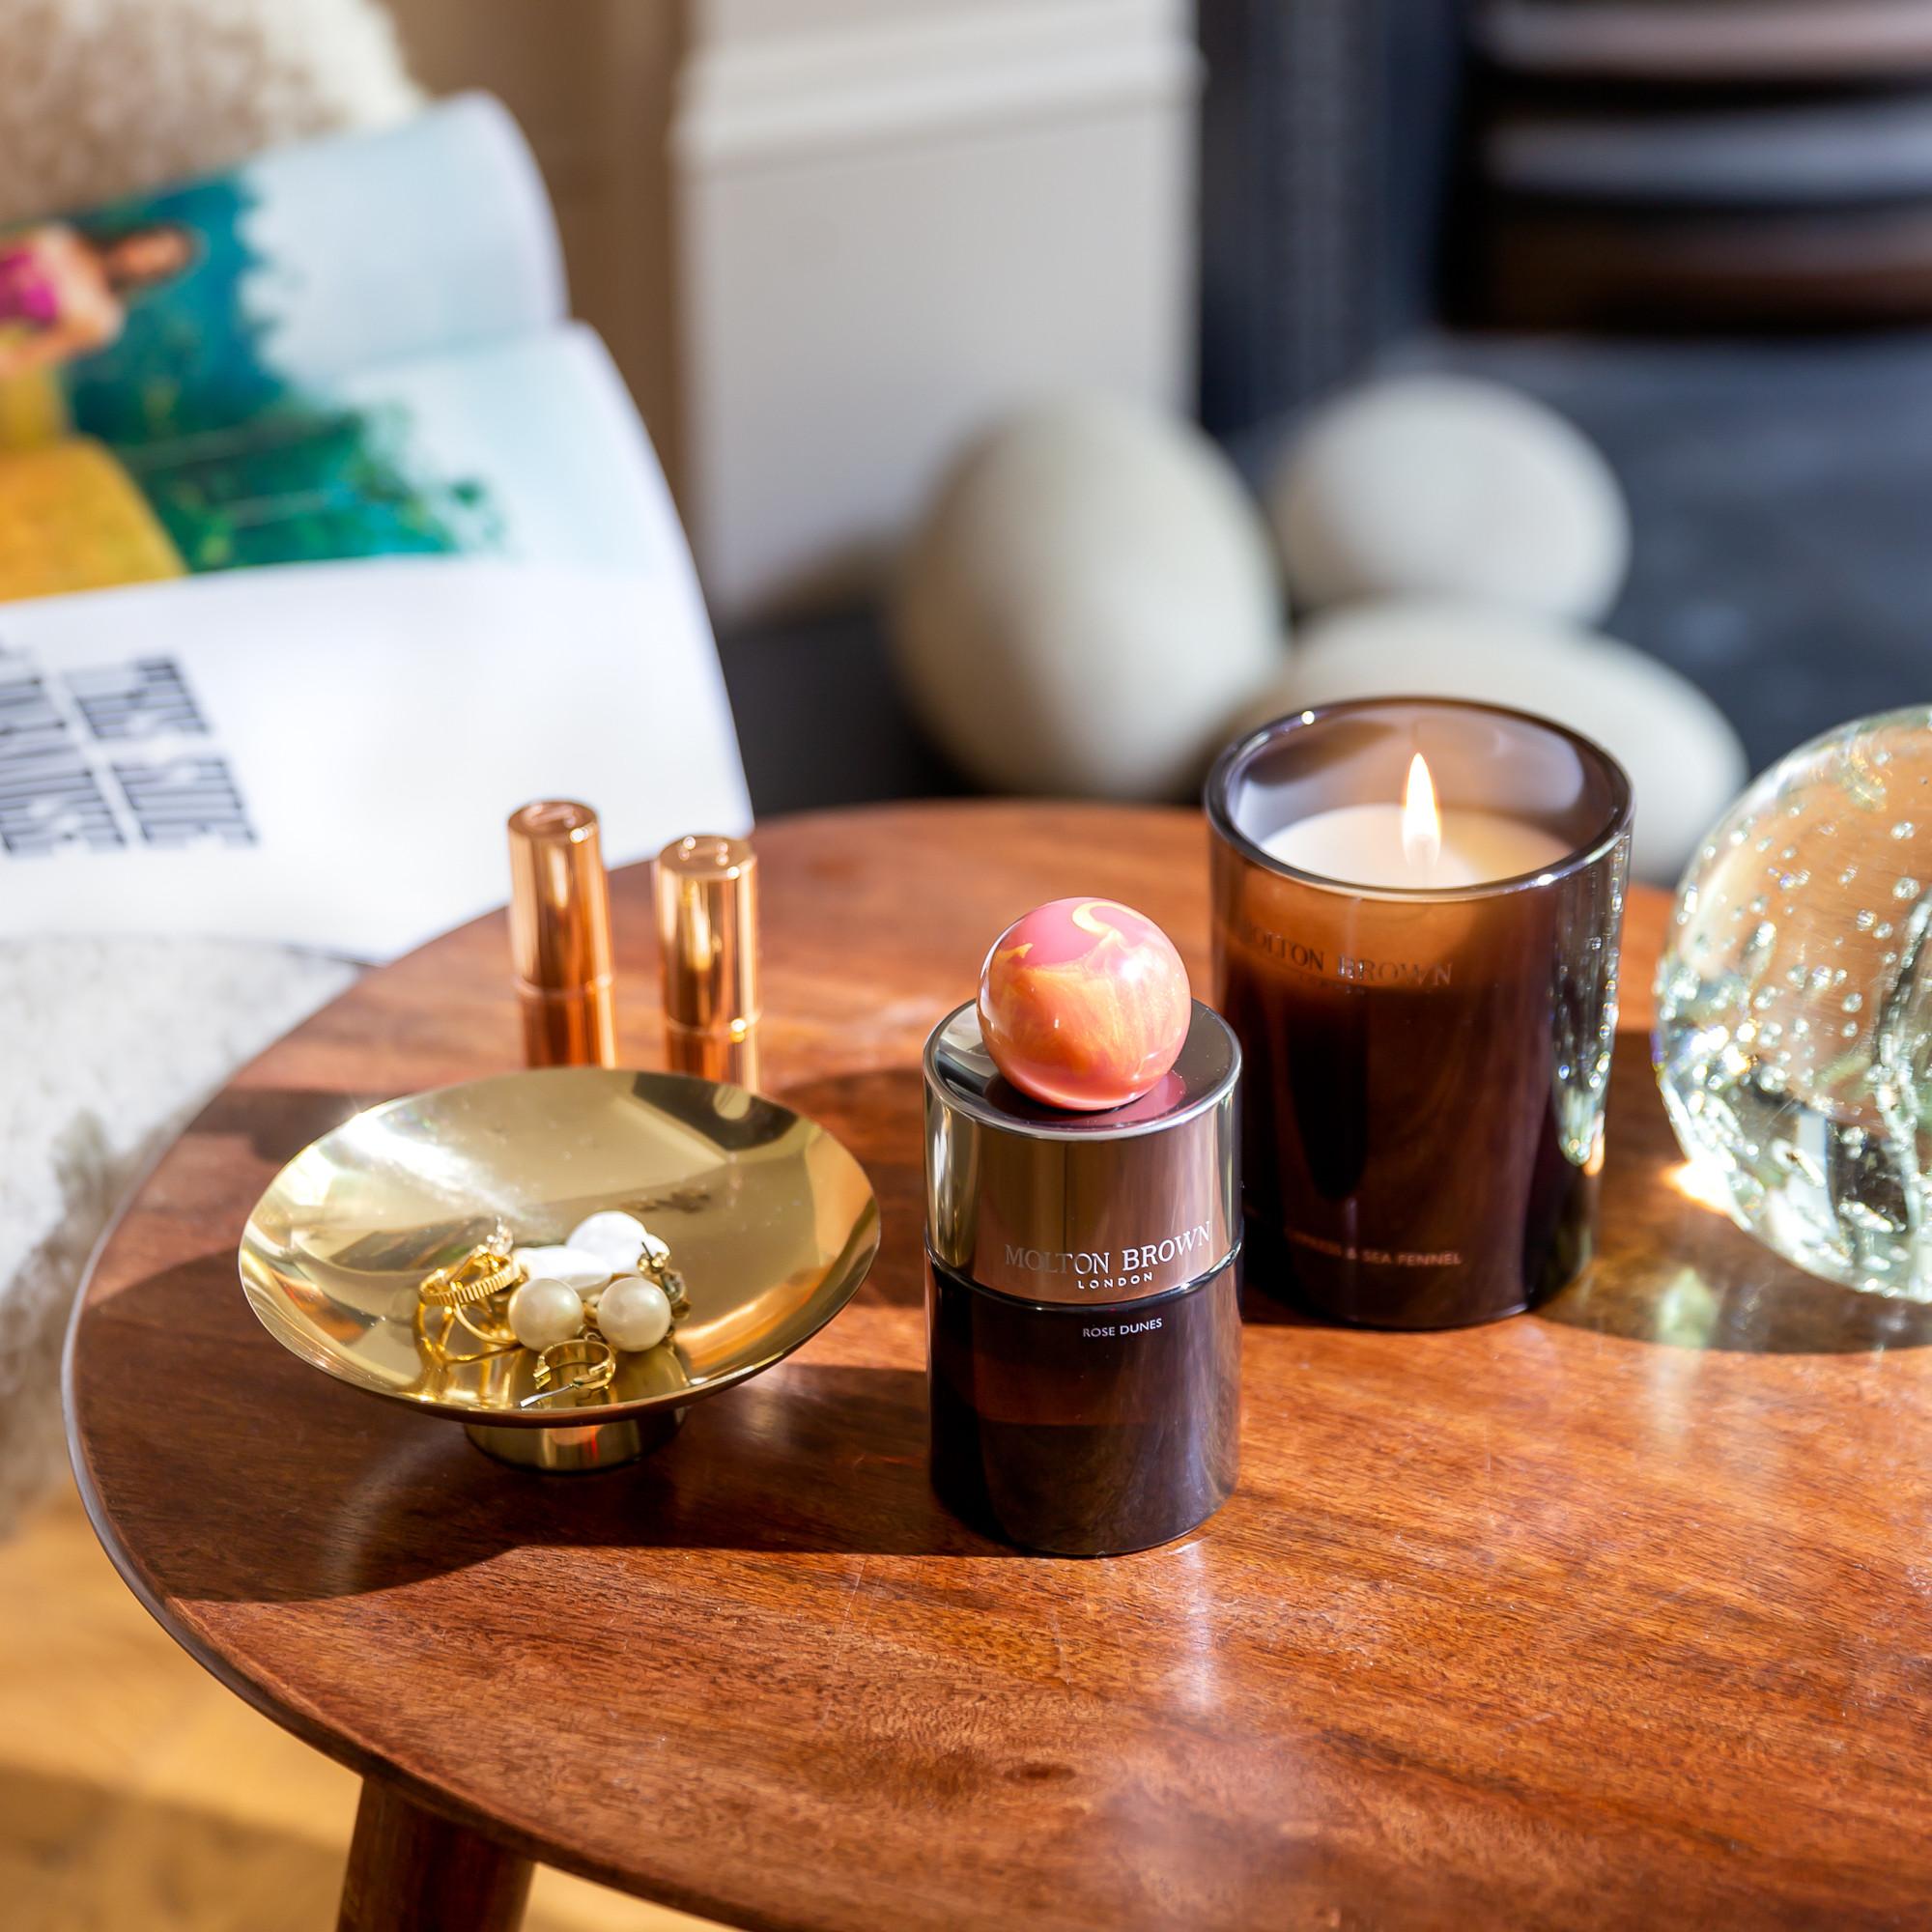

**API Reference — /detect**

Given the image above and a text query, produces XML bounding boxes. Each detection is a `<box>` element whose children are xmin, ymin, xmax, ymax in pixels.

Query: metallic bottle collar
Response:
<box><xmin>923</xmin><ymin>1001</ymin><xmax>1240</xmax><ymax>1307</ymax></box>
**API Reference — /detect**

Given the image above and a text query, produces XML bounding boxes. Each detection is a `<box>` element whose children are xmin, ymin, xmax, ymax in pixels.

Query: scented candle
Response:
<box><xmin>1208</xmin><ymin>698</ymin><xmax>1632</xmax><ymax>1327</ymax></box>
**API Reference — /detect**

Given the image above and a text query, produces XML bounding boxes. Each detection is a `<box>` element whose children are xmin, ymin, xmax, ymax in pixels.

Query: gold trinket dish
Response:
<box><xmin>239</xmin><ymin>1067</ymin><xmax>879</xmax><ymax>1470</ymax></box>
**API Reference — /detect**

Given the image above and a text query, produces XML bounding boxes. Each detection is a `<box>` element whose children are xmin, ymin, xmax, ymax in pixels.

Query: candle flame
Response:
<box><xmin>1401</xmin><ymin>753</ymin><xmax>1441</xmax><ymax>872</ymax></box>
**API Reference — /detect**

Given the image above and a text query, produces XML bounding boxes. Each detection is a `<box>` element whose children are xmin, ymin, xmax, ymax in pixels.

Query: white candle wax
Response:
<box><xmin>1262</xmin><ymin>804</ymin><xmax>1568</xmax><ymax>889</ymax></box>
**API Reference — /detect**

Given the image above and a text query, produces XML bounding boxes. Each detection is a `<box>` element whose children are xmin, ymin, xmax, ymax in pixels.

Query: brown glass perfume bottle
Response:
<box><xmin>923</xmin><ymin>1001</ymin><xmax>1242</xmax><ymax>1555</ymax></box>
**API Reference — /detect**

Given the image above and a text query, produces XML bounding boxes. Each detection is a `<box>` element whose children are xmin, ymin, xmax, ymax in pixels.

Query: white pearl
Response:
<box><xmin>508</xmin><ymin>1277</ymin><xmax>586</xmax><ymax>1350</ymax></box>
<box><xmin>567</xmin><ymin>1210</ymin><xmax>652</xmax><ymax>1268</ymax></box>
<box><xmin>511</xmin><ymin>1245</ymin><xmax>611</xmax><ymax>1293</ymax></box>
<box><xmin>596</xmin><ymin>1276</ymin><xmax>672</xmax><ymax>1352</ymax></box>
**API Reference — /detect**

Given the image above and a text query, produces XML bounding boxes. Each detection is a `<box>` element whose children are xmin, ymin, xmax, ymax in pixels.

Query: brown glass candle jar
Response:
<box><xmin>923</xmin><ymin>1001</ymin><xmax>1241</xmax><ymax>1555</ymax></box>
<box><xmin>1208</xmin><ymin>698</ymin><xmax>1632</xmax><ymax>1328</ymax></box>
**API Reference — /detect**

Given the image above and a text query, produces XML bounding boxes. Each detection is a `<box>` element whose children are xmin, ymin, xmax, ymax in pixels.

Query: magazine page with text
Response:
<box><xmin>0</xmin><ymin>559</ymin><xmax>750</xmax><ymax>960</ymax></box>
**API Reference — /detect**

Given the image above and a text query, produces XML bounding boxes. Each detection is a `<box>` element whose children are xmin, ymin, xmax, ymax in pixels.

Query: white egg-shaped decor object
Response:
<box><xmin>894</xmin><ymin>397</ymin><xmax>1284</xmax><ymax>800</ymax></box>
<box><xmin>1270</xmin><ymin>374</ymin><xmax>1630</xmax><ymax>623</ymax></box>
<box><xmin>1229</xmin><ymin>598</ymin><xmax>1746</xmax><ymax>884</ymax></box>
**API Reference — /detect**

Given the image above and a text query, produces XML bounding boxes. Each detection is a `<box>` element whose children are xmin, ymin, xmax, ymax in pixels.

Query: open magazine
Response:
<box><xmin>0</xmin><ymin>96</ymin><xmax>748</xmax><ymax>959</ymax></box>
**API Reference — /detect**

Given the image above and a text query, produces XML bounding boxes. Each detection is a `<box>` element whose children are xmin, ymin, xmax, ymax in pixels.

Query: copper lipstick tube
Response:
<box><xmin>506</xmin><ymin>800</ymin><xmax>617</xmax><ymax>1069</ymax></box>
<box><xmin>655</xmin><ymin>834</ymin><xmax>759</xmax><ymax>1088</ymax></box>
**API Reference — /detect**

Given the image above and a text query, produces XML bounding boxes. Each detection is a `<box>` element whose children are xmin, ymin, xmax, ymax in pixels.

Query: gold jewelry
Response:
<box><xmin>655</xmin><ymin>1265</ymin><xmax>691</xmax><ymax>1318</ymax></box>
<box><xmin>616</xmin><ymin>1218</ymin><xmax>688</xmax><ymax>1318</ymax></box>
<box><xmin>415</xmin><ymin>1298</ymin><xmax>521</xmax><ymax>1363</ymax></box>
<box><xmin>414</xmin><ymin>1215</ymin><xmax>691</xmax><ymax>1378</ymax></box>
<box><xmin>520</xmin><ymin>1335</ymin><xmax>617</xmax><ymax>1406</ymax></box>
<box><xmin>416</xmin><ymin>1237</ymin><xmax>525</xmax><ymax>1359</ymax></box>
<box><xmin>418</xmin><ymin>1242</ymin><xmax>522</xmax><ymax>1307</ymax></box>
<box><xmin>415</xmin><ymin>1296</ymin><xmax>516</xmax><ymax>1365</ymax></box>
<box><xmin>450</xmin><ymin>1298</ymin><xmax>520</xmax><ymax>1349</ymax></box>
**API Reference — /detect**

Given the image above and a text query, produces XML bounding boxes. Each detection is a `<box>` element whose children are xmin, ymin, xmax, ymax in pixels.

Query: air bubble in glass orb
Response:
<box><xmin>1656</xmin><ymin>707</ymin><xmax>1932</xmax><ymax>1297</ymax></box>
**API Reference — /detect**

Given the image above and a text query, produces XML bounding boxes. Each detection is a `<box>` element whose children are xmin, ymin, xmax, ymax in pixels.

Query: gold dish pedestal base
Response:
<box><xmin>464</xmin><ymin>1406</ymin><xmax>685</xmax><ymax>1472</ymax></box>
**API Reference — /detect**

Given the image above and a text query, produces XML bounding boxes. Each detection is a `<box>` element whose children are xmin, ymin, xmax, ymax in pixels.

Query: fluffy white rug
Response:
<box><xmin>0</xmin><ymin>940</ymin><xmax>356</xmax><ymax>1534</ymax></box>
<box><xmin>0</xmin><ymin>0</ymin><xmax>419</xmax><ymax>227</ymax></box>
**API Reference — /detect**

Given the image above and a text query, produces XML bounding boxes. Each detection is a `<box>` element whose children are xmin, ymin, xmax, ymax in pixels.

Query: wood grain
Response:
<box><xmin>66</xmin><ymin>802</ymin><xmax>1932</xmax><ymax>1931</ymax></box>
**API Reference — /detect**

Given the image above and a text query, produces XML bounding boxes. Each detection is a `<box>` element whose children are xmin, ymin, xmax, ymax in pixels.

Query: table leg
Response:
<box><xmin>336</xmin><ymin>1776</ymin><xmax>534</xmax><ymax>1932</ymax></box>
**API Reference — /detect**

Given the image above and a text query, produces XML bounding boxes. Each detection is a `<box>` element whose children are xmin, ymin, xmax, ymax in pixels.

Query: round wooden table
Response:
<box><xmin>66</xmin><ymin>803</ymin><xmax>1932</xmax><ymax>1931</ymax></box>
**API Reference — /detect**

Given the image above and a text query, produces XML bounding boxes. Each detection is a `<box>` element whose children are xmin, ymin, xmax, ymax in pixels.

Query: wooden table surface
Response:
<box><xmin>66</xmin><ymin>802</ymin><xmax>1932</xmax><ymax>1931</ymax></box>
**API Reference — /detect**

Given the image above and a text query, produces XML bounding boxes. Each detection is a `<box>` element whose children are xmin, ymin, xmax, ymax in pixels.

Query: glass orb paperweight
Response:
<box><xmin>1656</xmin><ymin>708</ymin><xmax>1932</xmax><ymax>1297</ymax></box>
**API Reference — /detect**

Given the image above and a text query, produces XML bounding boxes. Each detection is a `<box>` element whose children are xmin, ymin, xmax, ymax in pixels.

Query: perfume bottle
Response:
<box><xmin>923</xmin><ymin>1000</ymin><xmax>1241</xmax><ymax>1555</ymax></box>
<box><xmin>1656</xmin><ymin>707</ymin><xmax>1932</xmax><ymax>1296</ymax></box>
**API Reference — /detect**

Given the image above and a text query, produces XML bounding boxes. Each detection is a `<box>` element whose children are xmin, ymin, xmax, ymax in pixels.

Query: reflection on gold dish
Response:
<box><xmin>240</xmin><ymin>1067</ymin><xmax>879</xmax><ymax>1469</ymax></box>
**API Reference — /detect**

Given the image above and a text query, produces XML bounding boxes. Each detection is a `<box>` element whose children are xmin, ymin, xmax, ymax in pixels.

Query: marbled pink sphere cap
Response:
<box><xmin>978</xmin><ymin>897</ymin><xmax>1192</xmax><ymax>1111</ymax></box>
